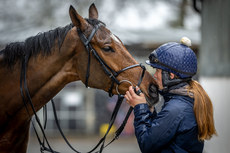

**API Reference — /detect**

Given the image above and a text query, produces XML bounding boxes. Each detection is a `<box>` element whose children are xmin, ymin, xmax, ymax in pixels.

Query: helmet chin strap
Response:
<box><xmin>161</xmin><ymin>70</ymin><xmax>191</xmax><ymax>93</ymax></box>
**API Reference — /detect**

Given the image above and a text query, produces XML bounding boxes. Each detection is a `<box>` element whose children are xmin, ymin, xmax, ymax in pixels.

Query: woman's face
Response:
<box><xmin>153</xmin><ymin>68</ymin><xmax>164</xmax><ymax>90</ymax></box>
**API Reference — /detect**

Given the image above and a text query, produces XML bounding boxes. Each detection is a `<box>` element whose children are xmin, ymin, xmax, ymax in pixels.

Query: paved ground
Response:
<box><xmin>27</xmin><ymin>135</ymin><xmax>141</xmax><ymax>153</ymax></box>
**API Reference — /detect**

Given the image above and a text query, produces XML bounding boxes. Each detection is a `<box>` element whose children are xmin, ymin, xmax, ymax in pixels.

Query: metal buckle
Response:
<box><xmin>109</xmin><ymin>73</ymin><xmax>114</xmax><ymax>78</ymax></box>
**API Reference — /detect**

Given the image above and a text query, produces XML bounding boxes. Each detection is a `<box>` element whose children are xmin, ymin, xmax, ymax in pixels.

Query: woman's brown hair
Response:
<box><xmin>187</xmin><ymin>80</ymin><xmax>217</xmax><ymax>141</ymax></box>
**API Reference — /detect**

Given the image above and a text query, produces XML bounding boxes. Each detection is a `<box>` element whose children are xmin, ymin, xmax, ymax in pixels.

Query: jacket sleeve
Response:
<box><xmin>133</xmin><ymin>103</ymin><xmax>183</xmax><ymax>153</ymax></box>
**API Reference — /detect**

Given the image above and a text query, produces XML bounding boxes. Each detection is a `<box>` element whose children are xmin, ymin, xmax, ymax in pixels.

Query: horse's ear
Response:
<box><xmin>69</xmin><ymin>5</ymin><xmax>87</xmax><ymax>29</ymax></box>
<box><xmin>89</xmin><ymin>3</ymin><xmax>98</xmax><ymax>19</ymax></box>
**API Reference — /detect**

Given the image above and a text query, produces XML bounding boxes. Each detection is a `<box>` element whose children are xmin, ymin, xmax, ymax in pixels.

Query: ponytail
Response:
<box><xmin>187</xmin><ymin>80</ymin><xmax>217</xmax><ymax>141</ymax></box>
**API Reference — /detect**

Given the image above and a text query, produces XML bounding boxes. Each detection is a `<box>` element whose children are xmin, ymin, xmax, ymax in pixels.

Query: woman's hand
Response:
<box><xmin>125</xmin><ymin>86</ymin><xmax>147</xmax><ymax>107</ymax></box>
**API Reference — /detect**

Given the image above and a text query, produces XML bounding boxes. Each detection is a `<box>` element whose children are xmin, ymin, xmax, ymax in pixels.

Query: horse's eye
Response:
<box><xmin>102</xmin><ymin>46</ymin><xmax>114</xmax><ymax>52</ymax></box>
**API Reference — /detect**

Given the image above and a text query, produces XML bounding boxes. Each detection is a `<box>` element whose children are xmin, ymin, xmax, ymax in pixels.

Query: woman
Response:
<box><xmin>125</xmin><ymin>37</ymin><xmax>216</xmax><ymax>153</ymax></box>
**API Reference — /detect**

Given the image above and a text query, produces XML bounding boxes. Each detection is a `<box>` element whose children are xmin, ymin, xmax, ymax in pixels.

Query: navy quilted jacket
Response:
<box><xmin>133</xmin><ymin>93</ymin><xmax>204</xmax><ymax>153</ymax></box>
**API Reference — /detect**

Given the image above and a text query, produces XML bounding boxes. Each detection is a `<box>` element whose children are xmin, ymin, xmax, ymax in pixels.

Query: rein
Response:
<box><xmin>19</xmin><ymin>22</ymin><xmax>146</xmax><ymax>153</ymax></box>
<box><xmin>76</xmin><ymin>23</ymin><xmax>146</xmax><ymax>153</ymax></box>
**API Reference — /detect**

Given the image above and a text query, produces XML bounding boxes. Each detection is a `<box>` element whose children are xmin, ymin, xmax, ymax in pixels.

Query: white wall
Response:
<box><xmin>200</xmin><ymin>77</ymin><xmax>230</xmax><ymax>153</ymax></box>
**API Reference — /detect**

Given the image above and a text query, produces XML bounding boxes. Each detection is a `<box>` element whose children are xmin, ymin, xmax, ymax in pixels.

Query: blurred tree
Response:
<box><xmin>168</xmin><ymin>0</ymin><xmax>188</xmax><ymax>28</ymax></box>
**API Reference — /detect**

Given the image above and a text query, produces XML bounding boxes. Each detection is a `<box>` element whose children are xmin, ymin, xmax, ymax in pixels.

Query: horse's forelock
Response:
<box><xmin>85</xmin><ymin>18</ymin><xmax>106</xmax><ymax>27</ymax></box>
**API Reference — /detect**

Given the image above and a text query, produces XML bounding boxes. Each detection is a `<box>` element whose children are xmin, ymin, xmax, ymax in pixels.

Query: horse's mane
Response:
<box><xmin>1</xmin><ymin>23</ymin><xmax>73</xmax><ymax>67</ymax></box>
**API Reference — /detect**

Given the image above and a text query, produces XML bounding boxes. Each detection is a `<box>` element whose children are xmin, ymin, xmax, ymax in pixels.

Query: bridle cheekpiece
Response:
<box><xmin>77</xmin><ymin>22</ymin><xmax>146</xmax><ymax>96</ymax></box>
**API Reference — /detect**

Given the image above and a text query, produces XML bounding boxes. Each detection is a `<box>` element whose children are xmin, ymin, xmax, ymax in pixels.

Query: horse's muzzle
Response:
<box><xmin>146</xmin><ymin>83</ymin><xmax>159</xmax><ymax>107</ymax></box>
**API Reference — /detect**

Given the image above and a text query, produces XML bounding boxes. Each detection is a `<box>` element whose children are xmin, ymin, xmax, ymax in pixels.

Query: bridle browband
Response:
<box><xmin>19</xmin><ymin>22</ymin><xmax>147</xmax><ymax>153</ymax></box>
<box><xmin>77</xmin><ymin>23</ymin><xmax>146</xmax><ymax>97</ymax></box>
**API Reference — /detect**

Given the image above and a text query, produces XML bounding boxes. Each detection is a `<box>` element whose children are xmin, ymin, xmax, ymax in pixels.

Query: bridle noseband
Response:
<box><xmin>77</xmin><ymin>23</ymin><xmax>146</xmax><ymax>96</ymax></box>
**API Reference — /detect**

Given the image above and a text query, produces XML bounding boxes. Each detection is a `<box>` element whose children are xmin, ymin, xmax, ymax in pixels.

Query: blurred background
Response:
<box><xmin>0</xmin><ymin>0</ymin><xmax>229</xmax><ymax>153</ymax></box>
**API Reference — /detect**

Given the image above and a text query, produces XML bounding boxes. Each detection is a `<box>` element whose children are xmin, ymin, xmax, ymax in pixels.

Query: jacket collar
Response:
<box><xmin>159</xmin><ymin>82</ymin><xmax>194</xmax><ymax>102</ymax></box>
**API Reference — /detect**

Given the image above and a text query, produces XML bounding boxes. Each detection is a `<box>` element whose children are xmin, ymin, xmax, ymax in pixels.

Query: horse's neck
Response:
<box><xmin>0</xmin><ymin>29</ymin><xmax>83</xmax><ymax>153</ymax></box>
<box><xmin>19</xmin><ymin>37</ymin><xmax>81</xmax><ymax>115</ymax></box>
<box><xmin>0</xmin><ymin>30</ymin><xmax>81</xmax><ymax>126</ymax></box>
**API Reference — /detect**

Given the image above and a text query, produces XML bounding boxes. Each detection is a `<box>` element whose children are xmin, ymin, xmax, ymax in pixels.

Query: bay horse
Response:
<box><xmin>0</xmin><ymin>4</ymin><xmax>158</xmax><ymax>153</ymax></box>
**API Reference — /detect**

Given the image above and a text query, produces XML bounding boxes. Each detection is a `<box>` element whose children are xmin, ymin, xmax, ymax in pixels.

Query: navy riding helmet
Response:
<box><xmin>146</xmin><ymin>37</ymin><xmax>197</xmax><ymax>79</ymax></box>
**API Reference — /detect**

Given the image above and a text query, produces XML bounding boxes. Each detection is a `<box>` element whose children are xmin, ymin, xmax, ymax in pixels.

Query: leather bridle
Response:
<box><xmin>19</xmin><ymin>22</ymin><xmax>147</xmax><ymax>153</ymax></box>
<box><xmin>77</xmin><ymin>22</ymin><xmax>146</xmax><ymax>97</ymax></box>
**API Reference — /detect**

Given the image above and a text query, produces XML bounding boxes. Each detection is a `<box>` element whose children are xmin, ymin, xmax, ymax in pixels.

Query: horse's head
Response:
<box><xmin>69</xmin><ymin>4</ymin><xmax>158</xmax><ymax>104</ymax></box>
